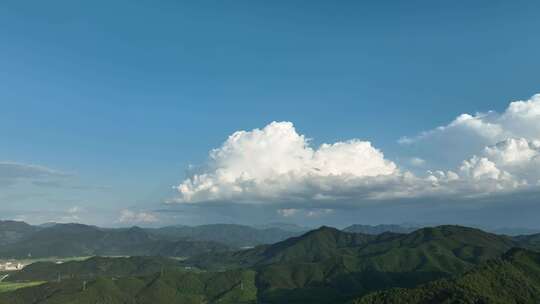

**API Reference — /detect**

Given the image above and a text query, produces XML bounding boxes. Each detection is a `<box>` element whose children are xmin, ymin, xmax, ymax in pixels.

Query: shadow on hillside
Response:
<box><xmin>258</xmin><ymin>269</ymin><xmax>448</xmax><ymax>304</ymax></box>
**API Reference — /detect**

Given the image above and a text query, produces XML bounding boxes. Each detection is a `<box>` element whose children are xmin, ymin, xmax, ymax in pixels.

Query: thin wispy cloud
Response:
<box><xmin>0</xmin><ymin>162</ymin><xmax>69</xmax><ymax>187</ymax></box>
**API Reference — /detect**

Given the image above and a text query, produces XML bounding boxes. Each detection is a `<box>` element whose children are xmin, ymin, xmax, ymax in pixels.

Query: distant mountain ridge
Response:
<box><xmin>0</xmin><ymin>223</ymin><xmax>229</xmax><ymax>258</ymax></box>
<box><xmin>147</xmin><ymin>223</ymin><xmax>302</xmax><ymax>248</ymax></box>
<box><xmin>0</xmin><ymin>221</ymin><xmax>305</xmax><ymax>258</ymax></box>
<box><xmin>343</xmin><ymin>223</ymin><xmax>540</xmax><ymax>237</ymax></box>
<box><xmin>255</xmin><ymin>222</ymin><xmax>312</xmax><ymax>233</ymax></box>
<box><xmin>0</xmin><ymin>220</ymin><xmax>39</xmax><ymax>246</ymax></box>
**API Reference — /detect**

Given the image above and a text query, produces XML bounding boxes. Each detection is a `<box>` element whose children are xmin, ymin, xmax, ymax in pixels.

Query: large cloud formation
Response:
<box><xmin>174</xmin><ymin>94</ymin><xmax>540</xmax><ymax>207</ymax></box>
<box><xmin>399</xmin><ymin>94</ymin><xmax>540</xmax><ymax>166</ymax></box>
<box><xmin>176</xmin><ymin>121</ymin><xmax>401</xmax><ymax>203</ymax></box>
<box><xmin>401</xmin><ymin>94</ymin><xmax>540</xmax><ymax>189</ymax></box>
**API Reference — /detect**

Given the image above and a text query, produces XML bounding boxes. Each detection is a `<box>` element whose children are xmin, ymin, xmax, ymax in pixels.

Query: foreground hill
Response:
<box><xmin>6</xmin><ymin>256</ymin><xmax>183</xmax><ymax>282</ymax></box>
<box><xmin>256</xmin><ymin>226</ymin><xmax>516</xmax><ymax>303</ymax></box>
<box><xmin>354</xmin><ymin>248</ymin><xmax>540</xmax><ymax>304</ymax></box>
<box><xmin>0</xmin><ymin>224</ymin><xmax>229</xmax><ymax>258</ymax></box>
<box><xmin>0</xmin><ymin>269</ymin><xmax>257</xmax><ymax>304</ymax></box>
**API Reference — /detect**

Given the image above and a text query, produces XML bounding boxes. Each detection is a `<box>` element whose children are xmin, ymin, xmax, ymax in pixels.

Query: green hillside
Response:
<box><xmin>186</xmin><ymin>226</ymin><xmax>377</xmax><ymax>270</ymax></box>
<box><xmin>0</xmin><ymin>269</ymin><xmax>257</xmax><ymax>304</ymax></box>
<box><xmin>514</xmin><ymin>233</ymin><xmax>540</xmax><ymax>251</ymax></box>
<box><xmin>185</xmin><ymin>225</ymin><xmax>517</xmax><ymax>303</ymax></box>
<box><xmin>254</xmin><ymin>226</ymin><xmax>516</xmax><ymax>303</ymax></box>
<box><xmin>0</xmin><ymin>220</ymin><xmax>38</xmax><ymax>246</ymax></box>
<box><xmin>354</xmin><ymin>248</ymin><xmax>540</xmax><ymax>304</ymax></box>
<box><xmin>188</xmin><ymin>225</ymin><xmax>514</xmax><ymax>270</ymax></box>
<box><xmin>6</xmin><ymin>256</ymin><xmax>183</xmax><ymax>282</ymax></box>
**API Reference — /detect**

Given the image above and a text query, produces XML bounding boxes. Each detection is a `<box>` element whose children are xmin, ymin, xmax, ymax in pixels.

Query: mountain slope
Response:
<box><xmin>185</xmin><ymin>225</ymin><xmax>516</xmax><ymax>303</ymax></box>
<box><xmin>185</xmin><ymin>226</ymin><xmax>377</xmax><ymax>269</ymax></box>
<box><xmin>514</xmin><ymin>233</ymin><xmax>540</xmax><ymax>251</ymax></box>
<box><xmin>6</xmin><ymin>256</ymin><xmax>183</xmax><ymax>282</ymax></box>
<box><xmin>188</xmin><ymin>225</ymin><xmax>514</xmax><ymax>271</ymax></box>
<box><xmin>255</xmin><ymin>226</ymin><xmax>516</xmax><ymax>303</ymax></box>
<box><xmin>0</xmin><ymin>220</ymin><xmax>39</xmax><ymax>246</ymax></box>
<box><xmin>354</xmin><ymin>248</ymin><xmax>540</xmax><ymax>304</ymax></box>
<box><xmin>0</xmin><ymin>269</ymin><xmax>257</xmax><ymax>304</ymax></box>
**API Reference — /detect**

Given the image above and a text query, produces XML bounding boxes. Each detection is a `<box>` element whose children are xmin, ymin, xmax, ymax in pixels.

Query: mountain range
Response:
<box><xmin>147</xmin><ymin>223</ymin><xmax>301</xmax><ymax>248</ymax></box>
<box><xmin>2</xmin><ymin>224</ymin><xmax>539</xmax><ymax>303</ymax></box>
<box><xmin>0</xmin><ymin>221</ymin><xmax>305</xmax><ymax>258</ymax></box>
<box><xmin>0</xmin><ymin>223</ymin><xmax>228</xmax><ymax>258</ymax></box>
<box><xmin>185</xmin><ymin>225</ymin><xmax>523</xmax><ymax>303</ymax></box>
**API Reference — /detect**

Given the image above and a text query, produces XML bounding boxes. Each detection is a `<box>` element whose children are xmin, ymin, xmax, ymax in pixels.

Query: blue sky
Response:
<box><xmin>1</xmin><ymin>1</ymin><xmax>540</xmax><ymax>227</ymax></box>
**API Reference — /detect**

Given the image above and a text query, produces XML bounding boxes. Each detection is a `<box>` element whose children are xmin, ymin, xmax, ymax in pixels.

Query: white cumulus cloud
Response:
<box><xmin>173</xmin><ymin>94</ymin><xmax>540</xmax><ymax>207</ymax></box>
<box><xmin>399</xmin><ymin>94</ymin><xmax>540</xmax><ymax>166</ymax></box>
<box><xmin>175</xmin><ymin>121</ymin><xmax>400</xmax><ymax>204</ymax></box>
<box><xmin>481</xmin><ymin>138</ymin><xmax>540</xmax><ymax>184</ymax></box>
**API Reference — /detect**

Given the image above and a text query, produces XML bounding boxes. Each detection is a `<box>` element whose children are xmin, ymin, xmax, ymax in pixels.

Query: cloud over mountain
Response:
<box><xmin>399</xmin><ymin>94</ymin><xmax>540</xmax><ymax>166</ymax></box>
<box><xmin>173</xmin><ymin>94</ymin><xmax>540</xmax><ymax>208</ymax></box>
<box><xmin>175</xmin><ymin>121</ymin><xmax>401</xmax><ymax>204</ymax></box>
<box><xmin>400</xmin><ymin>93</ymin><xmax>540</xmax><ymax>189</ymax></box>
